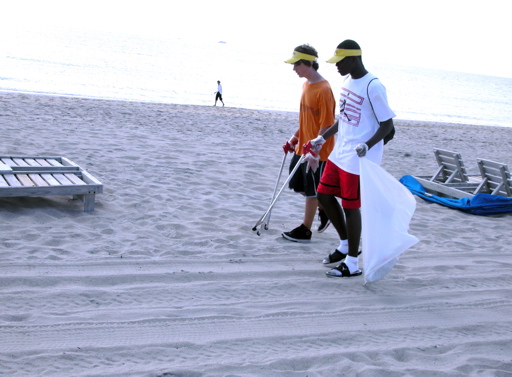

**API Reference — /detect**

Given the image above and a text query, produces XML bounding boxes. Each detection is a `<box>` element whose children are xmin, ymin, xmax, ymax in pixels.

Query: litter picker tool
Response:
<box><xmin>252</xmin><ymin>154</ymin><xmax>305</xmax><ymax>235</ymax></box>
<box><xmin>260</xmin><ymin>152</ymin><xmax>288</xmax><ymax>233</ymax></box>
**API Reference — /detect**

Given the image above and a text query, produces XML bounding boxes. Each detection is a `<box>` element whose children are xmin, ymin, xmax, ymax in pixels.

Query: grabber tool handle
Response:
<box><xmin>252</xmin><ymin>154</ymin><xmax>305</xmax><ymax>232</ymax></box>
<box><xmin>263</xmin><ymin>152</ymin><xmax>288</xmax><ymax>230</ymax></box>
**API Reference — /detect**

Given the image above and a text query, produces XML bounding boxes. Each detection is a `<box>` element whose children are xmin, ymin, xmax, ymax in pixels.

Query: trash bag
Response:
<box><xmin>359</xmin><ymin>158</ymin><xmax>419</xmax><ymax>283</ymax></box>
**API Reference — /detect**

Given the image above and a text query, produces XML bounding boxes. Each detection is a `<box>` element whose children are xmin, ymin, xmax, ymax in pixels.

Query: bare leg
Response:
<box><xmin>317</xmin><ymin>192</ymin><xmax>347</xmax><ymax>240</ymax></box>
<box><xmin>303</xmin><ymin>197</ymin><xmax>318</xmax><ymax>230</ymax></box>
<box><xmin>344</xmin><ymin>208</ymin><xmax>361</xmax><ymax>257</ymax></box>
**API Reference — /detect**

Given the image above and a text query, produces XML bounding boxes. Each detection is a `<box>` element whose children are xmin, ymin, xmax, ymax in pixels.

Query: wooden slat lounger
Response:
<box><xmin>413</xmin><ymin>150</ymin><xmax>512</xmax><ymax>199</ymax></box>
<box><xmin>476</xmin><ymin>158</ymin><xmax>512</xmax><ymax>197</ymax></box>
<box><xmin>0</xmin><ymin>156</ymin><xmax>103</xmax><ymax>212</ymax></box>
<box><xmin>414</xmin><ymin>148</ymin><xmax>481</xmax><ymax>199</ymax></box>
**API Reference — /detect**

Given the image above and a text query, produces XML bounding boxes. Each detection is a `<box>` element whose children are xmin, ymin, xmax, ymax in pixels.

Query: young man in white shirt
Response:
<box><xmin>305</xmin><ymin>39</ymin><xmax>395</xmax><ymax>277</ymax></box>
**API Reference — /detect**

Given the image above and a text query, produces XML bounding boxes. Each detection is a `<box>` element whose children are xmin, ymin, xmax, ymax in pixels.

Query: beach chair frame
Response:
<box><xmin>0</xmin><ymin>156</ymin><xmax>103</xmax><ymax>211</ymax></box>
<box><xmin>475</xmin><ymin>158</ymin><xmax>512</xmax><ymax>197</ymax></box>
<box><xmin>414</xmin><ymin>150</ymin><xmax>512</xmax><ymax>199</ymax></box>
<box><xmin>414</xmin><ymin>148</ymin><xmax>481</xmax><ymax>198</ymax></box>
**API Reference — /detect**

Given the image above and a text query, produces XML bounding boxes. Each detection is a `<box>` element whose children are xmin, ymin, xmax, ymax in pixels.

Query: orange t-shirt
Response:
<box><xmin>295</xmin><ymin>80</ymin><xmax>335</xmax><ymax>161</ymax></box>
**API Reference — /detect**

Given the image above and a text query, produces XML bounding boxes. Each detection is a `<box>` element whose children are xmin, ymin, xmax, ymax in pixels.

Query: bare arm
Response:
<box><xmin>365</xmin><ymin>118</ymin><xmax>394</xmax><ymax>149</ymax></box>
<box><xmin>318</xmin><ymin>119</ymin><xmax>339</xmax><ymax>140</ymax></box>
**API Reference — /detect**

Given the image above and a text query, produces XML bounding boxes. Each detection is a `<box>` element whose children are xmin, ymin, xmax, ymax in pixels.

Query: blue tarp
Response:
<box><xmin>399</xmin><ymin>175</ymin><xmax>512</xmax><ymax>216</ymax></box>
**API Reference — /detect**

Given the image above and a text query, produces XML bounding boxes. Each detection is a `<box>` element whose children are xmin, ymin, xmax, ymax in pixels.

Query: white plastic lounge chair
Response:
<box><xmin>475</xmin><ymin>158</ymin><xmax>512</xmax><ymax>197</ymax></box>
<box><xmin>414</xmin><ymin>149</ymin><xmax>481</xmax><ymax>198</ymax></box>
<box><xmin>430</xmin><ymin>149</ymin><xmax>477</xmax><ymax>183</ymax></box>
<box><xmin>0</xmin><ymin>156</ymin><xmax>103</xmax><ymax>211</ymax></box>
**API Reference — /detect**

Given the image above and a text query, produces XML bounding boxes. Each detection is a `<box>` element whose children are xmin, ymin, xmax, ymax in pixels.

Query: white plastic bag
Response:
<box><xmin>359</xmin><ymin>157</ymin><xmax>419</xmax><ymax>283</ymax></box>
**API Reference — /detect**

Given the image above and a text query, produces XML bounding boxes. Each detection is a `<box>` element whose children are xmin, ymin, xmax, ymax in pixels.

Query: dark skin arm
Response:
<box><xmin>318</xmin><ymin>119</ymin><xmax>339</xmax><ymax>140</ymax></box>
<box><xmin>365</xmin><ymin>118</ymin><xmax>394</xmax><ymax>149</ymax></box>
<box><xmin>316</xmin><ymin>118</ymin><xmax>393</xmax><ymax>149</ymax></box>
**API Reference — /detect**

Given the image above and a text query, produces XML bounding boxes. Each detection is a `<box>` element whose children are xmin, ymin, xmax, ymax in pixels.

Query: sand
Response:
<box><xmin>0</xmin><ymin>91</ymin><xmax>511</xmax><ymax>377</ymax></box>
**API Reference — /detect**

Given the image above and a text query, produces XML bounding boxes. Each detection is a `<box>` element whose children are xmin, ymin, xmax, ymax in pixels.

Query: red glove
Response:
<box><xmin>283</xmin><ymin>135</ymin><xmax>298</xmax><ymax>154</ymax></box>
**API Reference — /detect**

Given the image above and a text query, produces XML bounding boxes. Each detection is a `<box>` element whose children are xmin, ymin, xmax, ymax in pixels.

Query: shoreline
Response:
<box><xmin>2</xmin><ymin>89</ymin><xmax>511</xmax><ymax>130</ymax></box>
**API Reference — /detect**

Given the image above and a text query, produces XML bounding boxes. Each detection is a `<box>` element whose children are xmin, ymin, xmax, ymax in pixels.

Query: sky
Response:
<box><xmin>3</xmin><ymin>0</ymin><xmax>512</xmax><ymax>78</ymax></box>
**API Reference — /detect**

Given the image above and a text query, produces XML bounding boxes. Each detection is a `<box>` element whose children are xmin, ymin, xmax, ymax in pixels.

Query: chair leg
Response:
<box><xmin>83</xmin><ymin>194</ymin><xmax>95</xmax><ymax>212</ymax></box>
<box><xmin>473</xmin><ymin>177</ymin><xmax>488</xmax><ymax>194</ymax></box>
<box><xmin>491</xmin><ymin>182</ymin><xmax>504</xmax><ymax>196</ymax></box>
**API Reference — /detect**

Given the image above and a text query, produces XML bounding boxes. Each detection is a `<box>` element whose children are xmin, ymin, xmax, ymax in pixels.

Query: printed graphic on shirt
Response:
<box><xmin>340</xmin><ymin>88</ymin><xmax>364</xmax><ymax>127</ymax></box>
<box><xmin>300</xmin><ymin>103</ymin><xmax>321</xmax><ymax>117</ymax></box>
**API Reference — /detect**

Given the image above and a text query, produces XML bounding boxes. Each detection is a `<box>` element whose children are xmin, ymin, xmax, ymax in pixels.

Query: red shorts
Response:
<box><xmin>317</xmin><ymin>160</ymin><xmax>360</xmax><ymax>209</ymax></box>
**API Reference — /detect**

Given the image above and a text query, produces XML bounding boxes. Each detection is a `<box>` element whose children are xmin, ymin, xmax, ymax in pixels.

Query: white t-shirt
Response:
<box><xmin>328</xmin><ymin>73</ymin><xmax>396</xmax><ymax>174</ymax></box>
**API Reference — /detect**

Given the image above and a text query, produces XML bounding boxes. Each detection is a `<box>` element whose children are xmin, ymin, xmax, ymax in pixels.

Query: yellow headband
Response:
<box><xmin>326</xmin><ymin>49</ymin><xmax>362</xmax><ymax>63</ymax></box>
<box><xmin>284</xmin><ymin>51</ymin><xmax>318</xmax><ymax>64</ymax></box>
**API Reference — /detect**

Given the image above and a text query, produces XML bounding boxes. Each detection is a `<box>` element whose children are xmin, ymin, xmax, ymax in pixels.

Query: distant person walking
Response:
<box><xmin>214</xmin><ymin>80</ymin><xmax>224</xmax><ymax>106</ymax></box>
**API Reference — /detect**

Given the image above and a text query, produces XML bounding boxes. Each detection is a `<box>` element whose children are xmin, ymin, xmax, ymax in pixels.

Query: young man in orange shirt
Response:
<box><xmin>281</xmin><ymin>44</ymin><xmax>336</xmax><ymax>242</ymax></box>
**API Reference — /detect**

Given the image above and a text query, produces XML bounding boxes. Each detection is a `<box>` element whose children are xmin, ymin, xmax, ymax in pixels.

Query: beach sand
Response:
<box><xmin>1</xmin><ymin>91</ymin><xmax>511</xmax><ymax>376</ymax></box>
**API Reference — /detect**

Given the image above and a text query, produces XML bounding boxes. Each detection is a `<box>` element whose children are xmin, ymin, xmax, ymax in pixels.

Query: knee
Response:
<box><xmin>344</xmin><ymin>208</ymin><xmax>361</xmax><ymax>220</ymax></box>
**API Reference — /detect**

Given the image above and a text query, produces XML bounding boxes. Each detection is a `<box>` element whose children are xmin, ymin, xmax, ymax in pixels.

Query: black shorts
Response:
<box><xmin>215</xmin><ymin>92</ymin><xmax>223</xmax><ymax>101</ymax></box>
<box><xmin>288</xmin><ymin>153</ymin><xmax>326</xmax><ymax>198</ymax></box>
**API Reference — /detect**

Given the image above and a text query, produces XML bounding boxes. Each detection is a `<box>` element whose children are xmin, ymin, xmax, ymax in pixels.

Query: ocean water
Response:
<box><xmin>2</xmin><ymin>27</ymin><xmax>512</xmax><ymax>128</ymax></box>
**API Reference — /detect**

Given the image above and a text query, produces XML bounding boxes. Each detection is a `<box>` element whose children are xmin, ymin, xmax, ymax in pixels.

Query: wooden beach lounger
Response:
<box><xmin>414</xmin><ymin>149</ymin><xmax>512</xmax><ymax>199</ymax></box>
<box><xmin>414</xmin><ymin>149</ymin><xmax>481</xmax><ymax>199</ymax></box>
<box><xmin>475</xmin><ymin>158</ymin><xmax>512</xmax><ymax>197</ymax></box>
<box><xmin>0</xmin><ymin>156</ymin><xmax>103</xmax><ymax>212</ymax></box>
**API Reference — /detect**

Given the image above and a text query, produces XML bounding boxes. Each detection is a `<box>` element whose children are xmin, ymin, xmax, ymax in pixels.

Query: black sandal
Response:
<box><xmin>322</xmin><ymin>249</ymin><xmax>346</xmax><ymax>265</ymax></box>
<box><xmin>322</xmin><ymin>249</ymin><xmax>362</xmax><ymax>265</ymax></box>
<box><xmin>326</xmin><ymin>262</ymin><xmax>362</xmax><ymax>278</ymax></box>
